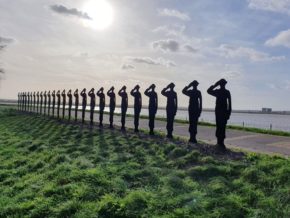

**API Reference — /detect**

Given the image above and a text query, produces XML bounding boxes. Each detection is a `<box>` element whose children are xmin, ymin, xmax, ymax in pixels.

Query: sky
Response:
<box><xmin>1</xmin><ymin>0</ymin><xmax>290</xmax><ymax>110</ymax></box>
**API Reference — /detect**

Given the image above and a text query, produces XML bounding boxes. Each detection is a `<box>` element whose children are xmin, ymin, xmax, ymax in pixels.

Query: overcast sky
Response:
<box><xmin>1</xmin><ymin>0</ymin><xmax>290</xmax><ymax>110</ymax></box>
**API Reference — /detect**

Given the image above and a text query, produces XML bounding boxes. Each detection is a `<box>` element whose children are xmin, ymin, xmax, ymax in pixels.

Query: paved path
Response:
<box><xmin>29</xmin><ymin>107</ymin><xmax>290</xmax><ymax>157</ymax></box>
<box><xmin>65</xmin><ymin>110</ymin><xmax>290</xmax><ymax>157</ymax></box>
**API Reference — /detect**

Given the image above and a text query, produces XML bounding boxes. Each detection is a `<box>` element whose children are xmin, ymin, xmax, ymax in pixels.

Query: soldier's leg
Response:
<box><xmin>166</xmin><ymin>111</ymin><xmax>173</xmax><ymax>138</ymax></box>
<box><xmin>216</xmin><ymin>116</ymin><xmax>226</xmax><ymax>149</ymax></box>
<box><xmin>109</xmin><ymin>108</ymin><xmax>114</xmax><ymax>127</ymax></box>
<box><xmin>149</xmin><ymin>111</ymin><xmax>154</xmax><ymax>134</ymax></box>
<box><xmin>134</xmin><ymin>109</ymin><xmax>140</xmax><ymax>132</ymax></box>
<box><xmin>82</xmin><ymin>106</ymin><xmax>85</xmax><ymax>123</ymax></box>
<box><xmin>75</xmin><ymin>105</ymin><xmax>78</xmax><ymax>121</ymax></box>
<box><xmin>90</xmin><ymin>107</ymin><xmax>94</xmax><ymax>124</ymax></box>
<box><xmin>99</xmin><ymin>110</ymin><xmax>103</xmax><ymax>126</ymax></box>
<box><xmin>121</xmin><ymin>109</ymin><xmax>125</xmax><ymax>129</ymax></box>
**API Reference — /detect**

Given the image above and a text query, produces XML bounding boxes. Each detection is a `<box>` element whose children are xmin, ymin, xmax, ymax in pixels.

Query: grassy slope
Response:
<box><xmin>0</xmin><ymin>108</ymin><xmax>289</xmax><ymax>218</ymax></box>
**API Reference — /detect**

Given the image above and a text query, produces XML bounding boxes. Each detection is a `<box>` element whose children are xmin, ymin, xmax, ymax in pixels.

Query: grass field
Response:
<box><xmin>0</xmin><ymin>107</ymin><xmax>289</xmax><ymax>217</ymax></box>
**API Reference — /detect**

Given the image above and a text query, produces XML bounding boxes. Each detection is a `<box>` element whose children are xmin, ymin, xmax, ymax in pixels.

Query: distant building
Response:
<box><xmin>262</xmin><ymin>108</ymin><xmax>272</xmax><ymax>113</ymax></box>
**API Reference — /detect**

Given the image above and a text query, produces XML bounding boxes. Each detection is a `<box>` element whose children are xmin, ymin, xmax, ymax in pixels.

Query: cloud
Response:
<box><xmin>221</xmin><ymin>71</ymin><xmax>242</xmax><ymax>79</ymax></box>
<box><xmin>0</xmin><ymin>36</ymin><xmax>14</xmax><ymax>44</ymax></box>
<box><xmin>152</xmin><ymin>39</ymin><xmax>179</xmax><ymax>52</ymax></box>
<box><xmin>152</xmin><ymin>24</ymin><xmax>186</xmax><ymax>36</ymax></box>
<box><xmin>125</xmin><ymin>56</ymin><xmax>176</xmax><ymax>67</ymax></box>
<box><xmin>248</xmin><ymin>0</ymin><xmax>290</xmax><ymax>15</ymax></box>
<box><xmin>265</xmin><ymin>29</ymin><xmax>290</xmax><ymax>48</ymax></box>
<box><xmin>121</xmin><ymin>64</ymin><xmax>135</xmax><ymax>70</ymax></box>
<box><xmin>218</xmin><ymin>44</ymin><xmax>285</xmax><ymax>62</ymax></box>
<box><xmin>183</xmin><ymin>45</ymin><xmax>198</xmax><ymax>53</ymax></box>
<box><xmin>0</xmin><ymin>36</ymin><xmax>14</xmax><ymax>77</ymax></box>
<box><xmin>158</xmin><ymin>8</ymin><xmax>190</xmax><ymax>21</ymax></box>
<box><xmin>50</xmin><ymin>5</ymin><xmax>92</xmax><ymax>20</ymax></box>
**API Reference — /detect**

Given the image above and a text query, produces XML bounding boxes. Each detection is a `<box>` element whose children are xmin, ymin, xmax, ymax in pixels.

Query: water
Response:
<box><xmin>5</xmin><ymin>100</ymin><xmax>290</xmax><ymax>132</ymax></box>
<box><xmin>103</xmin><ymin>107</ymin><xmax>290</xmax><ymax>132</ymax></box>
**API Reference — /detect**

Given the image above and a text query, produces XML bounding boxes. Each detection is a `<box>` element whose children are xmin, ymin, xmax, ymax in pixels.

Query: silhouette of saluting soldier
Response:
<box><xmin>47</xmin><ymin>91</ymin><xmax>51</xmax><ymax>116</ymax></box>
<box><xmin>27</xmin><ymin>92</ymin><xmax>29</xmax><ymax>112</ymax></box>
<box><xmin>30</xmin><ymin>92</ymin><xmax>32</xmax><ymax>112</ymax></box>
<box><xmin>161</xmin><ymin>83</ymin><xmax>178</xmax><ymax>139</ymax></box>
<box><xmin>207</xmin><ymin>79</ymin><xmax>232</xmax><ymax>151</ymax></box>
<box><xmin>44</xmin><ymin>91</ymin><xmax>47</xmax><ymax>115</ymax></box>
<box><xmin>144</xmin><ymin>84</ymin><xmax>158</xmax><ymax>135</ymax></box>
<box><xmin>36</xmin><ymin>91</ymin><xmax>40</xmax><ymax>114</ymax></box>
<box><xmin>131</xmin><ymin>85</ymin><xmax>142</xmax><ymax>132</ymax></box>
<box><xmin>23</xmin><ymin>92</ymin><xmax>26</xmax><ymax>112</ymax></box>
<box><xmin>18</xmin><ymin>92</ymin><xmax>21</xmax><ymax>111</ymax></box>
<box><xmin>62</xmin><ymin>90</ymin><xmax>66</xmax><ymax>119</ymax></box>
<box><xmin>67</xmin><ymin>89</ymin><xmax>72</xmax><ymax>121</ymax></box>
<box><xmin>107</xmin><ymin>86</ymin><xmax>116</xmax><ymax>128</ymax></box>
<box><xmin>80</xmin><ymin>88</ymin><xmax>87</xmax><ymax>124</ymax></box>
<box><xmin>27</xmin><ymin>92</ymin><xmax>30</xmax><ymax>112</ymax></box>
<box><xmin>56</xmin><ymin>90</ymin><xmax>61</xmax><ymax>119</ymax></box>
<box><xmin>74</xmin><ymin>89</ymin><xmax>79</xmax><ymax>121</ymax></box>
<box><xmin>40</xmin><ymin>91</ymin><xmax>43</xmax><ymax>115</ymax></box>
<box><xmin>33</xmin><ymin>92</ymin><xmax>36</xmax><ymax>112</ymax></box>
<box><xmin>97</xmin><ymin>87</ymin><xmax>105</xmax><ymax>127</ymax></box>
<box><xmin>118</xmin><ymin>86</ymin><xmax>128</xmax><ymax>130</ymax></box>
<box><xmin>52</xmin><ymin>90</ymin><xmax>56</xmax><ymax>117</ymax></box>
<box><xmin>30</xmin><ymin>92</ymin><xmax>33</xmax><ymax>112</ymax></box>
<box><xmin>18</xmin><ymin>93</ymin><xmax>20</xmax><ymax>110</ymax></box>
<box><xmin>182</xmin><ymin>80</ymin><xmax>202</xmax><ymax>143</ymax></box>
<box><xmin>88</xmin><ymin>88</ymin><xmax>96</xmax><ymax>125</ymax></box>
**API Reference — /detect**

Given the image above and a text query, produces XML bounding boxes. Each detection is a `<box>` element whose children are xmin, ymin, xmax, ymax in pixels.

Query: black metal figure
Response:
<box><xmin>80</xmin><ymin>88</ymin><xmax>87</xmax><ymax>124</ymax></box>
<box><xmin>62</xmin><ymin>90</ymin><xmax>66</xmax><ymax>119</ymax></box>
<box><xmin>107</xmin><ymin>86</ymin><xmax>116</xmax><ymax>128</ymax></box>
<box><xmin>33</xmin><ymin>92</ymin><xmax>36</xmax><ymax>112</ymax></box>
<box><xmin>144</xmin><ymin>84</ymin><xmax>158</xmax><ymax>135</ymax></box>
<box><xmin>130</xmin><ymin>85</ymin><xmax>142</xmax><ymax>132</ymax></box>
<box><xmin>52</xmin><ymin>90</ymin><xmax>56</xmax><ymax>117</ymax></box>
<box><xmin>88</xmin><ymin>88</ymin><xmax>96</xmax><ymax>125</ymax></box>
<box><xmin>97</xmin><ymin>87</ymin><xmax>105</xmax><ymax>127</ymax></box>
<box><xmin>27</xmin><ymin>92</ymin><xmax>30</xmax><ymax>112</ymax></box>
<box><xmin>207</xmin><ymin>79</ymin><xmax>232</xmax><ymax>150</ymax></box>
<box><xmin>44</xmin><ymin>91</ymin><xmax>47</xmax><ymax>115</ymax></box>
<box><xmin>67</xmin><ymin>89</ymin><xmax>72</xmax><ymax>121</ymax></box>
<box><xmin>74</xmin><ymin>89</ymin><xmax>79</xmax><ymax>121</ymax></box>
<box><xmin>56</xmin><ymin>90</ymin><xmax>61</xmax><ymax>119</ymax></box>
<box><xmin>40</xmin><ymin>91</ymin><xmax>43</xmax><ymax>115</ymax></box>
<box><xmin>182</xmin><ymin>80</ymin><xmax>202</xmax><ymax>143</ymax></box>
<box><xmin>36</xmin><ymin>91</ymin><xmax>40</xmax><ymax>114</ymax></box>
<box><xmin>30</xmin><ymin>92</ymin><xmax>33</xmax><ymax>112</ymax></box>
<box><xmin>118</xmin><ymin>86</ymin><xmax>128</xmax><ymax>130</ymax></box>
<box><xmin>47</xmin><ymin>91</ymin><xmax>51</xmax><ymax>116</ymax></box>
<box><xmin>161</xmin><ymin>83</ymin><xmax>178</xmax><ymax>139</ymax></box>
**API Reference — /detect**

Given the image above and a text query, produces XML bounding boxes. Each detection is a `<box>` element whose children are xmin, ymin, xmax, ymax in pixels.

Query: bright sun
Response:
<box><xmin>82</xmin><ymin>0</ymin><xmax>114</xmax><ymax>30</ymax></box>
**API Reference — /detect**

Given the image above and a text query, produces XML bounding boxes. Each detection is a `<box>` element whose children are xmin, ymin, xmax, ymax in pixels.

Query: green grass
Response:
<box><xmin>0</xmin><ymin>107</ymin><xmax>289</xmax><ymax>217</ymax></box>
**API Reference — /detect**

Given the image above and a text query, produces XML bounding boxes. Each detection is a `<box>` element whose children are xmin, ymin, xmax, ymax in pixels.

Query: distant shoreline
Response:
<box><xmin>1</xmin><ymin>99</ymin><xmax>290</xmax><ymax>115</ymax></box>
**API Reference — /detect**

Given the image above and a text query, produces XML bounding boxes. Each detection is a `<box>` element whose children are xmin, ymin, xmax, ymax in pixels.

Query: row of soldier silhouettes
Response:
<box><xmin>18</xmin><ymin>79</ymin><xmax>231</xmax><ymax>149</ymax></box>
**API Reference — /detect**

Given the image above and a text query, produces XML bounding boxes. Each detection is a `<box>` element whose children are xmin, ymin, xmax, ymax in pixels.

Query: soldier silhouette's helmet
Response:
<box><xmin>219</xmin><ymin>78</ymin><xmax>227</xmax><ymax>85</ymax></box>
<box><xmin>151</xmin><ymin>84</ymin><xmax>156</xmax><ymax>88</ymax></box>
<box><xmin>169</xmin><ymin>83</ymin><xmax>175</xmax><ymax>88</ymax></box>
<box><xmin>135</xmin><ymin>85</ymin><xmax>140</xmax><ymax>89</ymax></box>
<box><xmin>100</xmin><ymin>87</ymin><xmax>104</xmax><ymax>91</ymax></box>
<box><xmin>191</xmin><ymin>80</ymin><xmax>199</xmax><ymax>86</ymax></box>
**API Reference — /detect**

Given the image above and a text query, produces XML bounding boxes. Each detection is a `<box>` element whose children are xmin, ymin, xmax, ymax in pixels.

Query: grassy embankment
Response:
<box><xmin>0</xmin><ymin>107</ymin><xmax>289</xmax><ymax>217</ymax></box>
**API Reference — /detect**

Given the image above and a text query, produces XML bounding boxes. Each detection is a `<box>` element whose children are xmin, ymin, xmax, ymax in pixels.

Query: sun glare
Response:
<box><xmin>82</xmin><ymin>0</ymin><xmax>114</xmax><ymax>30</ymax></box>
